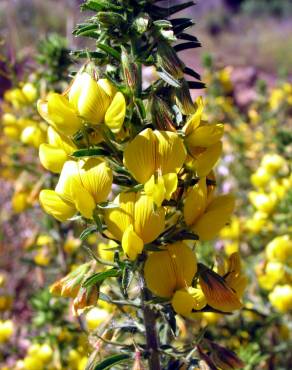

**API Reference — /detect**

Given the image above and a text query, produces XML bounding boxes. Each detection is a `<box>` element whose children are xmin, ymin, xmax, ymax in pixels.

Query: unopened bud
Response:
<box><xmin>150</xmin><ymin>95</ymin><xmax>176</xmax><ymax>131</ymax></box>
<box><xmin>157</xmin><ymin>41</ymin><xmax>184</xmax><ymax>80</ymax></box>
<box><xmin>209</xmin><ymin>341</ymin><xmax>244</xmax><ymax>369</ymax></box>
<box><xmin>173</xmin><ymin>80</ymin><xmax>196</xmax><ymax>115</ymax></box>
<box><xmin>50</xmin><ymin>263</ymin><xmax>91</xmax><ymax>298</ymax></box>
<box><xmin>132</xmin><ymin>351</ymin><xmax>145</xmax><ymax>370</ymax></box>
<box><xmin>121</xmin><ymin>47</ymin><xmax>138</xmax><ymax>91</ymax></box>
<box><xmin>96</xmin><ymin>12</ymin><xmax>125</xmax><ymax>27</ymax></box>
<box><xmin>133</xmin><ymin>13</ymin><xmax>150</xmax><ymax>34</ymax></box>
<box><xmin>73</xmin><ymin>285</ymin><xmax>99</xmax><ymax>315</ymax></box>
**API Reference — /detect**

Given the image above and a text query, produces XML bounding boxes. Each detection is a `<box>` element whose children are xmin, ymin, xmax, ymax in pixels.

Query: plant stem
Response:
<box><xmin>140</xmin><ymin>275</ymin><xmax>161</xmax><ymax>370</ymax></box>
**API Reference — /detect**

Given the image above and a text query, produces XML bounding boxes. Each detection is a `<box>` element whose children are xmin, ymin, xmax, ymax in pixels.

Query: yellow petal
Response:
<box><xmin>183</xmin><ymin>96</ymin><xmax>204</xmax><ymax>136</ymax></box>
<box><xmin>39</xmin><ymin>144</ymin><xmax>68</xmax><ymax>173</ymax></box>
<box><xmin>133</xmin><ymin>193</ymin><xmax>165</xmax><ymax>243</ymax></box>
<box><xmin>192</xmin><ymin>194</ymin><xmax>235</xmax><ymax>241</ymax></box>
<box><xmin>104</xmin><ymin>92</ymin><xmax>126</xmax><ymax>133</ymax></box>
<box><xmin>21</xmin><ymin>125</ymin><xmax>46</xmax><ymax>148</ymax></box>
<box><xmin>191</xmin><ymin>141</ymin><xmax>223</xmax><ymax>177</ymax></box>
<box><xmin>39</xmin><ymin>189</ymin><xmax>76</xmax><ymax>222</ymax></box>
<box><xmin>69</xmin><ymin>177</ymin><xmax>96</xmax><ymax>219</ymax></box>
<box><xmin>144</xmin><ymin>175</ymin><xmax>166</xmax><ymax>207</ymax></box>
<box><xmin>184</xmin><ymin>178</ymin><xmax>207</xmax><ymax>226</ymax></box>
<box><xmin>105</xmin><ymin>192</ymin><xmax>136</xmax><ymax>240</ymax></box>
<box><xmin>199</xmin><ymin>268</ymin><xmax>242</xmax><ymax>313</ymax></box>
<box><xmin>122</xmin><ymin>225</ymin><xmax>144</xmax><ymax>260</ymax></box>
<box><xmin>71</xmin><ymin>72</ymin><xmax>111</xmax><ymax>124</ymax></box>
<box><xmin>154</xmin><ymin>130</ymin><xmax>187</xmax><ymax>175</ymax></box>
<box><xmin>47</xmin><ymin>126</ymin><xmax>76</xmax><ymax>155</ymax></box>
<box><xmin>78</xmin><ymin>158</ymin><xmax>113</xmax><ymax>203</ymax></box>
<box><xmin>171</xmin><ymin>287</ymin><xmax>207</xmax><ymax>317</ymax></box>
<box><xmin>124</xmin><ymin>128</ymin><xmax>157</xmax><ymax>183</ymax></box>
<box><xmin>98</xmin><ymin>78</ymin><xmax>117</xmax><ymax>98</ymax></box>
<box><xmin>144</xmin><ymin>242</ymin><xmax>197</xmax><ymax>298</ymax></box>
<box><xmin>55</xmin><ymin>160</ymin><xmax>80</xmax><ymax>202</ymax></box>
<box><xmin>46</xmin><ymin>93</ymin><xmax>82</xmax><ymax>135</ymax></box>
<box><xmin>163</xmin><ymin>173</ymin><xmax>178</xmax><ymax>200</ymax></box>
<box><xmin>186</xmin><ymin>123</ymin><xmax>224</xmax><ymax>148</ymax></box>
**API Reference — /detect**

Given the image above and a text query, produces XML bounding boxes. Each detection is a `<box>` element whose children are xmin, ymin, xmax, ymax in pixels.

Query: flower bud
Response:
<box><xmin>150</xmin><ymin>95</ymin><xmax>176</xmax><ymax>131</ymax></box>
<box><xmin>121</xmin><ymin>46</ymin><xmax>138</xmax><ymax>91</ymax></box>
<box><xmin>209</xmin><ymin>341</ymin><xmax>244</xmax><ymax>369</ymax></box>
<box><xmin>96</xmin><ymin>11</ymin><xmax>125</xmax><ymax>27</ymax></box>
<box><xmin>173</xmin><ymin>80</ymin><xmax>196</xmax><ymax>115</ymax></box>
<box><xmin>133</xmin><ymin>13</ymin><xmax>150</xmax><ymax>34</ymax></box>
<box><xmin>157</xmin><ymin>41</ymin><xmax>184</xmax><ymax>80</ymax></box>
<box><xmin>73</xmin><ymin>285</ymin><xmax>99</xmax><ymax>315</ymax></box>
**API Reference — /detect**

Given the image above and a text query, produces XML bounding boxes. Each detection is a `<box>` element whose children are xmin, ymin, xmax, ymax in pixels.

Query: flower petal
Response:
<box><xmin>39</xmin><ymin>144</ymin><xmax>68</xmax><ymax>173</ymax></box>
<box><xmin>192</xmin><ymin>194</ymin><xmax>235</xmax><ymax>241</ymax></box>
<box><xmin>39</xmin><ymin>189</ymin><xmax>76</xmax><ymax>222</ymax></box>
<box><xmin>184</xmin><ymin>177</ymin><xmax>207</xmax><ymax>226</ymax></box>
<box><xmin>104</xmin><ymin>92</ymin><xmax>126</xmax><ymax>133</ymax></box>
<box><xmin>122</xmin><ymin>224</ymin><xmax>144</xmax><ymax>260</ymax></box>
<box><xmin>124</xmin><ymin>128</ymin><xmax>157</xmax><ymax>184</ymax></box>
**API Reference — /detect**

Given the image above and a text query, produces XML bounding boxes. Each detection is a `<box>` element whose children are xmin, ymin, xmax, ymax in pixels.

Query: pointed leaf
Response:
<box><xmin>93</xmin><ymin>354</ymin><xmax>130</xmax><ymax>370</ymax></box>
<box><xmin>71</xmin><ymin>148</ymin><xmax>109</xmax><ymax>158</ymax></box>
<box><xmin>174</xmin><ymin>41</ymin><xmax>201</xmax><ymax>52</ymax></box>
<box><xmin>80</xmin><ymin>225</ymin><xmax>98</xmax><ymax>241</ymax></box>
<box><xmin>82</xmin><ymin>268</ymin><xmax>120</xmax><ymax>288</ymax></box>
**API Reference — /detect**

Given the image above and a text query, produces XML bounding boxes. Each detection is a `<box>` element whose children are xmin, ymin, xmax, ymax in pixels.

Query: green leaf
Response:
<box><xmin>82</xmin><ymin>268</ymin><xmax>120</xmax><ymax>288</ymax></box>
<box><xmin>93</xmin><ymin>354</ymin><xmax>130</xmax><ymax>370</ymax></box>
<box><xmin>81</xmin><ymin>0</ymin><xmax>122</xmax><ymax>12</ymax></box>
<box><xmin>71</xmin><ymin>148</ymin><xmax>109</xmax><ymax>158</ymax></box>
<box><xmin>157</xmin><ymin>68</ymin><xmax>181</xmax><ymax>88</ymax></box>
<box><xmin>70</xmin><ymin>50</ymin><xmax>105</xmax><ymax>59</ymax></box>
<box><xmin>80</xmin><ymin>226</ymin><xmax>97</xmax><ymax>241</ymax></box>
<box><xmin>97</xmin><ymin>44</ymin><xmax>120</xmax><ymax>61</ymax></box>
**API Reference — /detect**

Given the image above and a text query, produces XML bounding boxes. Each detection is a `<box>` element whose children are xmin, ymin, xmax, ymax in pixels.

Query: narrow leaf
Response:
<box><xmin>82</xmin><ymin>268</ymin><xmax>120</xmax><ymax>288</ymax></box>
<box><xmin>71</xmin><ymin>148</ymin><xmax>109</xmax><ymax>158</ymax></box>
<box><xmin>174</xmin><ymin>41</ymin><xmax>201</xmax><ymax>52</ymax></box>
<box><xmin>187</xmin><ymin>81</ymin><xmax>206</xmax><ymax>89</ymax></box>
<box><xmin>157</xmin><ymin>69</ymin><xmax>181</xmax><ymax>88</ymax></box>
<box><xmin>80</xmin><ymin>225</ymin><xmax>97</xmax><ymax>241</ymax></box>
<box><xmin>184</xmin><ymin>66</ymin><xmax>201</xmax><ymax>80</ymax></box>
<box><xmin>93</xmin><ymin>354</ymin><xmax>130</xmax><ymax>370</ymax></box>
<box><xmin>97</xmin><ymin>44</ymin><xmax>120</xmax><ymax>60</ymax></box>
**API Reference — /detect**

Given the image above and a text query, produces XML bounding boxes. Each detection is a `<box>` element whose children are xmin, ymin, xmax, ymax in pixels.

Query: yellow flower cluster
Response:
<box><xmin>246</xmin><ymin>153</ymin><xmax>291</xmax><ymax>233</ymax></box>
<box><xmin>256</xmin><ymin>234</ymin><xmax>292</xmax><ymax>313</ymax></box>
<box><xmin>1</xmin><ymin>83</ymin><xmax>47</xmax><ymax>148</ymax></box>
<box><xmin>0</xmin><ymin>320</ymin><xmax>13</xmax><ymax>343</ymax></box>
<box><xmin>37</xmin><ymin>64</ymin><xmax>244</xmax><ymax>319</ymax></box>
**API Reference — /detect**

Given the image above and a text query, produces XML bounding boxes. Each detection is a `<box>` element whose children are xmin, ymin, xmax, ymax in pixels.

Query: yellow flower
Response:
<box><xmin>40</xmin><ymin>158</ymin><xmax>113</xmax><ymax>221</ymax></box>
<box><xmin>187</xmin><ymin>142</ymin><xmax>223</xmax><ymax>177</ymax></box>
<box><xmin>171</xmin><ymin>287</ymin><xmax>206</xmax><ymax>318</ymax></box>
<box><xmin>266</xmin><ymin>235</ymin><xmax>292</xmax><ymax>264</ymax></box>
<box><xmin>250</xmin><ymin>167</ymin><xmax>271</xmax><ymax>188</ymax></box>
<box><xmin>39</xmin><ymin>126</ymin><xmax>76</xmax><ymax>173</ymax></box>
<box><xmin>105</xmin><ymin>192</ymin><xmax>165</xmax><ymax>260</ymax></box>
<box><xmin>85</xmin><ymin>307</ymin><xmax>110</xmax><ymax>330</ymax></box>
<box><xmin>0</xmin><ymin>320</ymin><xmax>13</xmax><ymax>343</ymax></box>
<box><xmin>23</xmin><ymin>356</ymin><xmax>44</xmax><ymax>370</ymax></box>
<box><xmin>68</xmin><ymin>71</ymin><xmax>126</xmax><ymax>132</ymax></box>
<box><xmin>269</xmin><ymin>285</ymin><xmax>292</xmax><ymax>313</ymax></box>
<box><xmin>12</xmin><ymin>191</ymin><xmax>29</xmax><ymax>213</ymax></box>
<box><xmin>124</xmin><ymin>128</ymin><xmax>186</xmax><ymax>205</ymax></box>
<box><xmin>261</xmin><ymin>153</ymin><xmax>285</xmax><ymax>173</ymax></box>
<box><xmin>183</xmin><ymin>97</ymin><xmax>224</xmax><ymax>176</ymax></box>
<box><xmin>37</xmin><ymin>93</ymin><xmax>83</xmax><ymax>136</ymax></box>
<box><xmin>22</xmin><ymin>82</ymin><xmax>37</xmax><ymax>102</ymax></box>
<box><xmin>144</xmin><ymin>242</ymin><xmax>197</xmax><ymax>298</ymax></box>
<box><xmin>184</xmin><ymin>178</ymin><xmax>235</xmax><ymax>240</ymax></box>
<box><xmin>20</xmin><ymin>122</ymin><xmax>47</xmax><ymax>148</ymax></box>
<box><xmin>248</xmin><ymin>191</ymin><xmax>277</xmax><ymax>213</ymax></box>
